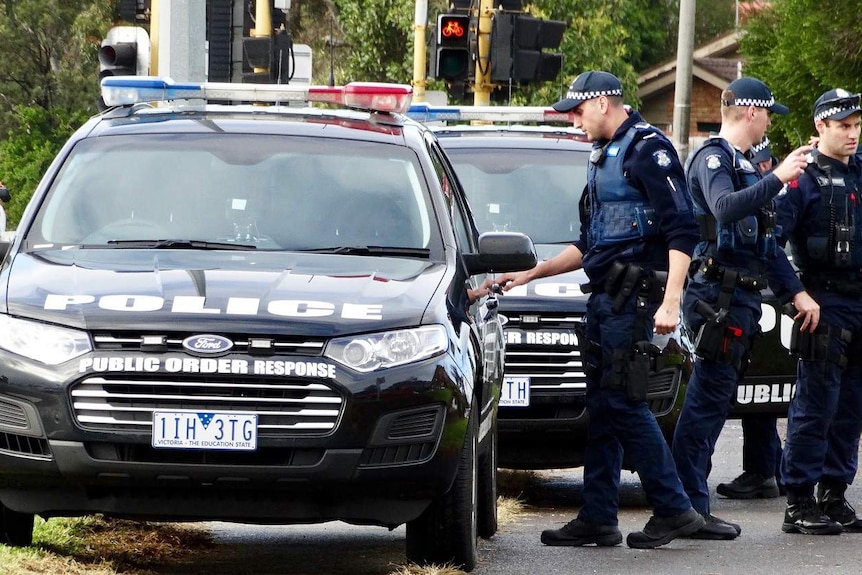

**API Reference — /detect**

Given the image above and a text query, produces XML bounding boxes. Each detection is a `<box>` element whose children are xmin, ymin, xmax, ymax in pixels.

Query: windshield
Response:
<box><xmin>444</xmin><ymin>147</ymin><xmax>586</xmax><ymax>244</ymax></box>
<box><xmin>30</xmin><ymin>134</ymin><xmax>433</xmax><ymax>252</ymax></box>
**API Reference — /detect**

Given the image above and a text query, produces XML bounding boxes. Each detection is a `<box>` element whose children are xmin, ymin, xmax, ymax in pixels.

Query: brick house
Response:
<box><xmin>637</xmin><ymin>30</ymin><xmax>743</xmax><ymax>150</ymax></box>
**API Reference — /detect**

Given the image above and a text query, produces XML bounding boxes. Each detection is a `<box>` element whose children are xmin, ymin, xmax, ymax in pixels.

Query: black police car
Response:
<box><xmin>408</xmin><ymin>103</ymin><xmax>796</xmax><ymax>469</ymax></box>
<box><xmin>0</xmin><ymin>79</ymin><xmax>536</xmax><ymax>571</ymax></box>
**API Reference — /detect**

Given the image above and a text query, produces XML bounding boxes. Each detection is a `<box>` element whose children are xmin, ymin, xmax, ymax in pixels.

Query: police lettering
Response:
<box><xmin>253</xmin><ymin>360</ymin><xmax>337</xmax><ymax>378</ymax></box>
<box><xmin>736</xmin><ymin>383</ymin><xmax>795</xmax><ymax>404</ymax></box>
<box><xmin>44</xmin><ymin>294</ymin><xmax>383</xmax><ymax>320</ymax></box>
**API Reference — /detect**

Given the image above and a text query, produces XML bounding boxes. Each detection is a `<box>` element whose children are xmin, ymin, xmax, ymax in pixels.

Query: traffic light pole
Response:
<box><xmin>412</xmin><ymin>0</ymin><xmax>428</xmax><ymax>103</ymax></box>
<box><xmin>254</xmin><ymin>0</ymin><xmax>272</xmax><ymax>76</ymax></box>
<box><xmin>472</xmin><ymin>0</ymin><xmax>494</xmax><ymax>106</ymax></box>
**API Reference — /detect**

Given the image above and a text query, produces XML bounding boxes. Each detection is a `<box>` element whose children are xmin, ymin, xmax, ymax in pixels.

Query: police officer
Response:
<box><xmin>716</xmin><ymin>136</ymin><xmax>784</xmax><ymax>501</ymax></box>
<box><xmin>671</xmin><ymin>77</ymin><xmax>811</xmax><ymax>539</ymax></box>
<box><xmin>497</xmin><ymin>70</ymin><xmax>705</xmax><ymax>549</ymax></box>
<box><xmin>771</xmin><ymin>88</ymin><xmax>862</xmax><ymax>535</ymax></box>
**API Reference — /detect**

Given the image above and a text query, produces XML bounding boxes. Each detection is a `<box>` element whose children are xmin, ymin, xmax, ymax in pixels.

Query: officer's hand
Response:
<box><xmin>495</xmin><ymin>270</ymin><xmax>531</xmax><ymax>292</ymax></box>
<box><xmin>772</xmin><ymin>144</ymin><xmax>814</xmax><ymax>184</ymax></box>
<box><xmin>792</xmin><ymin>290</ymin><xmax>820</xmax><ymax>333</ymax></box>
<box><xmin>653</xmin><ymin>300</ymin><xmax>680</xmax><ymax>336</ymax></box>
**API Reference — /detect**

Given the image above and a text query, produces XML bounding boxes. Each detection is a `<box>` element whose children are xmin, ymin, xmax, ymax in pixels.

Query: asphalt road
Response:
<box><xmin>155</xmin><ymin>419</ymin><xmax>862</xmax><ymax>575</ymax></box>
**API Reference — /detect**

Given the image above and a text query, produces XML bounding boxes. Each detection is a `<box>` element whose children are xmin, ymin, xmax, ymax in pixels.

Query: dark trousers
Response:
<box><xmin>672</xmin><ymin>274</ymin><xmax>763</xmax><ymax>515</ymax></box>
<box><xmin>741</xmin><ymin>414</ymin><xmax>782</xmax><ymax>477</ymax></box>
<box><xmin>577</xmin><ymin>290</ymin><xmax>691</xmax><ymax>526</ymax></box>
<box><xmin>782</xmin><ymin>290</ymin><xmax>862</xmax><ymax>488</ymax></box>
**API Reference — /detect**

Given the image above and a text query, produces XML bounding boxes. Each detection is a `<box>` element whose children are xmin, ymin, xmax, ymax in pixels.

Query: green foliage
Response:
<box><xmin>0</xmin><ymin>0</ymin><xmax>115</xmax><ymax>227</ymax></box>
<box><xmin>741</xmin><ymin>0</ymin><xmax>862</xmax><ymax>155</ymax></box>
<box><xmin>0</xmin><ymin>106</ymin><xmax>90</xmax><ymax>228</ymax></box>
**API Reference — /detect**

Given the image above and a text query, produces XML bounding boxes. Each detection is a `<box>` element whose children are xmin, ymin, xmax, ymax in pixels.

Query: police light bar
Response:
<box><xmin>406</xmin><ymin>103</ymin><xmax>576</xmax><ymax>124</ymax></box>
<box><xmin>100</xmin><ymin>77</ymin><xmax>414</xmax><ymax>114</ymax></box>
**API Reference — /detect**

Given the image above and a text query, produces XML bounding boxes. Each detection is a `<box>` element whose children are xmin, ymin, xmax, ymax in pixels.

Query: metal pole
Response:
<box><xmin>254</xmin><ymin>0</ymin><xmax>272</xmax><ymax>76</ymax></box>
<box><xmin>473</xmin><ymin>0</ymin><xmax>493</xmax><ymax>106</ymax></box>
<box><xmin>672</xmin><ymin>0</ymin><xmax>697</xmax><ymax>162</ymax></box>
<box><xmin>412</xmin><ymin>0</ymin><xmax>428</xmax><ymax>103</ymax></box>
<box><xmin>150</xmin><ymin>0</ymin><xmax>159</xmax><ymax>75</ymax></box>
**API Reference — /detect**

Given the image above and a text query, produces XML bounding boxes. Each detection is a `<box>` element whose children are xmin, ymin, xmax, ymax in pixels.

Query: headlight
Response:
<box><xmin>324</xmin><ymin>325</ymin><xmax>448</xmax><ymax>372</ymax></box>
<box><xmin>0</xmin><ymin>315</ymin><xmax>92</xmax><ymax>365</ymax></box>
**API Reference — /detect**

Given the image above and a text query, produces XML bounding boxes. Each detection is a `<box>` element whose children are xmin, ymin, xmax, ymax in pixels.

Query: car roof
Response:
<box><xmin>433</xmin><ymin>126</ymin><xmax>592</xmax><ymax>152</ymax></box>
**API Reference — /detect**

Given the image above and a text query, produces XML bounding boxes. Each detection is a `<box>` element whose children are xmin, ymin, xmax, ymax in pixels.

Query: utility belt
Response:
<box><xmin>589</xmin><ymin>261</ymin><xmax>669</xmax><ymax>402</ymax></box>
<box><xmin>784</xmin><ymin>304</ymin><xmax>852</xmax><ymax>368</ymax></box>
<box><xmin>801</xmin><ymin>273</ymin><xmax>862</xmax><ymax>299</ymax></box>
<box><xmin>690</xmin><ymin>257</ymin><xmax>766</xmax><ymax>292</ymax></box>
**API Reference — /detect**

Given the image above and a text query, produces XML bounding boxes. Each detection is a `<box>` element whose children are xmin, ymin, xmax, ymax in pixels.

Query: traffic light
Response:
<box><xmin>490</xmin><ymin>13</ymin><xmax>567</xmax><ymax>84</ymax></box>
<box><xmin>434</xmin><ymin>14</ymin><xmax>471</xmax><ymax>82</ymax></box>
<box><xmin>98</xmin><ymin>26</ymin><xmax>150</xmax><ymax>110</ymax></box>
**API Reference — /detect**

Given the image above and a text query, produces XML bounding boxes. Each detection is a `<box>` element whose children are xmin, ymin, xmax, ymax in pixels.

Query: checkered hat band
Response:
<box><xmin>752</xmin><ymin>140</ymin><xmax>768</xmax><ymax>153</ymax></box>
<box><xmin>723</xmin><ymin>97</ymin><xmax>775</xmax><ymax>108</ymax></box>
<box><xmin>816</xmin><ymin>104</ymin><xmax>858</xmax><ymax>121</ymax></box>
<box><xmin>566</xmin><ymin>89</ymin><xmax>623</xmax><ymax>100</ymax></box>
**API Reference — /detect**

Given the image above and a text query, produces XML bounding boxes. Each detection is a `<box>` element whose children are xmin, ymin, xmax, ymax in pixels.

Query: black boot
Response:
<box><xmin>782</xmin><ymin>485</ymin><xmax>842</xmax><ymax>535</ymax></box>
<box><xmin>817</xmin><ymin>480</ymin><xmax>862</xmax><ymax>533</ymax></box>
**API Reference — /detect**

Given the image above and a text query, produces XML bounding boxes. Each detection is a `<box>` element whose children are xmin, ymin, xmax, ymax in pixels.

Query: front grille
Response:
<box><xmin>0</xmin><ymin>432</ymin><xmax>51</xmax><ymax>458</ymax></box>
<box><xmin>71</xmin><ymin>375</ymin><xmax>343</xmax><ymax>437</ymax></box>
<box><xmin>93</xmin><ymin>332</ymin><xmax>326</xmax><ymax>356</ymax></box>
<box><xmin>504</xmin><ymin>312</ymin><xmax>586</xmax><ymax>399</ymax></box>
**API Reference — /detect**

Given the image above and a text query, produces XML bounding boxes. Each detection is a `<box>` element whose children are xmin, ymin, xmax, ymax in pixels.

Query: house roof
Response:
<box><xmin>637</xmin><ymin>30</ymin><xmax>742</xmax><ymax>99</ymax></box>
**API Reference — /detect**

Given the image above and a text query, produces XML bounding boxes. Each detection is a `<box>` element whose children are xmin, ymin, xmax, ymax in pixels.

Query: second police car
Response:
<box><xmin>0</xmin><ymin>79</ymin><xmax>538</xmax><ymax>571</ymax></box>
<box><xmin>407</xmin><ymin>103</ymin><xmax>797</xmax><ymax>470</ymax></box>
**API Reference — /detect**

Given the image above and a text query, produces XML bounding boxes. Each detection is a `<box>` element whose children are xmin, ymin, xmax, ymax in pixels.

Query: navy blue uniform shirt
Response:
<box><xmin>770</xmin><ymin>153</ymin><xmax>862</xmax><ymax>302</ymax></box>
<box><xmin>575</xmin><ymin>111</ymin><xmax>698</xmax><ymax>286</ymax></box>
<box><xmin>688</xmin><ymin>137</ymin><xmax>797</xmax><ymax>282</ymax></box>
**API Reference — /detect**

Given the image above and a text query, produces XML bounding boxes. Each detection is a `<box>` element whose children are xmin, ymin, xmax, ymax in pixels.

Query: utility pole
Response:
<box><xmin>412</xmin><ymin>0</ymin><xmax>428</xmax><ymax>103</ymax></box>
<box><xmin>673</xmin><ymin>0</ymin><xmax>696</xmax><ymax>161</ymax></box>
<box><xmin>473</xmin><ymin>0</ymin><xmax>494</xmax><ymax>106</ymax></box>
<box><xmin>157</xmin><ymin>0</ymin><xmax>206</xmax><ymax>82</ymax></box>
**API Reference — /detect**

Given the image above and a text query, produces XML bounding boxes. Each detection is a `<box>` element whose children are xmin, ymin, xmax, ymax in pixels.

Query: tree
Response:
<box><xmin>740</xmin><ymin>0</ymin><xmax>862</xmax><ymax>154</ymax></box>
<box><xmin>0</xmin><ymin>0</ymin><xmax>116</xmax><ymax>228</ymax></box>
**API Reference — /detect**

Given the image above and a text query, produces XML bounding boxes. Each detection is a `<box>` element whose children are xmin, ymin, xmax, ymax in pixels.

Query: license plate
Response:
<box><xmin>152</xmin><ymin>411</ymin><xmax>258</xmax><ymax>450</ymax></box>
<box><xmin>500</xmin><ymin>376</ymin><xmax>530</xmax><ymax>407</ymax></box>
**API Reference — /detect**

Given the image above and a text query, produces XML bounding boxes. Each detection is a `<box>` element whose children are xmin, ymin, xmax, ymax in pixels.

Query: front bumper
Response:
<box><xmin>0</xmin><ymin>350</ymin><xmax>472</xmax><ymax>527</ymax></box>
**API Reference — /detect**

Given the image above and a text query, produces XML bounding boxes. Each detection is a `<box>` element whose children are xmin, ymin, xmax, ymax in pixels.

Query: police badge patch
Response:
<box><xmin>706</xmin><ymin>154</ymin><xmax>722</xmax><ymax>170</ymax></box>
<box><xmin>653</xmin><ymin>150</ymin><xmax>672</xmax><ymax>168</ymax></box>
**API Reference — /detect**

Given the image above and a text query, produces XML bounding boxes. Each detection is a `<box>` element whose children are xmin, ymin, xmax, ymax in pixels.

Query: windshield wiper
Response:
<box><xmin>103</xmin><ymin>239</ymin><xmax>257</xmax><ymax>250</ymax></box>
<box><xmin>300</xmin><ymin>246</ymin><xmax>431</xmax><ymax>258</ymax></box>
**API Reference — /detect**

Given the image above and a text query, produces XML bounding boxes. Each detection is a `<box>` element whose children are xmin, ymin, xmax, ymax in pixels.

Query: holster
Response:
<box><xmin>693</xmin><ymin>299</ymin><xmax>748</xmax><ymax>370</ymax></box>
<box><xmin>789</xmin><ymin>319</ymin><xmax>851</xmax><ymax>368</ymax></box>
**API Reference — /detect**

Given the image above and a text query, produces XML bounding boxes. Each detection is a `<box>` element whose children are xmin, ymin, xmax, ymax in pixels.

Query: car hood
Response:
<box><xmin>497</xmin><ymin>244</ymin><xmax>588</xmax><ymax>313</ymax></box>
<box><xmin>4</xmin><ymin>250</ymin><xmax>446</xmax><ymax>335</ymax></box>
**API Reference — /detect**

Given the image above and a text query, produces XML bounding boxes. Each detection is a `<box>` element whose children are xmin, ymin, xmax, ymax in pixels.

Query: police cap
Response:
<box><xmin>750</xmin><ymin>136</ymin><xmax>772</xmax><ymax>164</ymax></box>
<box><xmin>813</xmin><ymin>89</ymin><xmax>862</xmax><ymax>122</ymax></box>
<box><xmin>722</xmin><ymin>77</ymin><xmax>789</xmax><ymax>115</ymax></box>
<box><xmin>552</xmin><ymin>71</ymin><xmax>623</xmax><ymax>113</ymax></box>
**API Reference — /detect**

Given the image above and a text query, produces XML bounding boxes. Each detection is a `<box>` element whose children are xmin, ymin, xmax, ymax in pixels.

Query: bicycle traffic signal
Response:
<box><xmin>434</xmin><ymin>14</ymin><xmax>471</xmax><ymax>82</ymax></box>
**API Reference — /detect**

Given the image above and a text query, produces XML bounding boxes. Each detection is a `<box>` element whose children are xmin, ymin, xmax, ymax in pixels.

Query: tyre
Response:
<box><xmin>0</xmin><ymin>502</ymin><xmax>34</xmax><ymax>547</ymax></box>
<box><xmin>405</xmin><ymin>412</ymin><xmax>478</xmax><ymax>571</ymax></box>
<box><xmin>477</xmin><ymin>418</ymin><xmax>498</xmax><ymax>539</ymax></box>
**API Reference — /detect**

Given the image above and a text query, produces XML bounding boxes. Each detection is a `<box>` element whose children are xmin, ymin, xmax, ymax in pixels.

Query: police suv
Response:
<box><xmin>408</xmin><ymin>104</ymin><xmax>796</xmax><ymax>469</ymax></box>
<box><xmin>0</xmin><ymin>79</ymin><xmax>536</xmax><ymax>571</ymax></box>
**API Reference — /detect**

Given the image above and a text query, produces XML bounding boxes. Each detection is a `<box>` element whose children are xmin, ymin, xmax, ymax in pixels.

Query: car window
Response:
<box><xmin>31</xmin><ymin>134</ymin><xmax>433</xmax><ymax>251</ymax></box>
<box><xmin>444</xmin><ymin>147</ymin><xmax>586</xmax><ymax>244</ymax></box>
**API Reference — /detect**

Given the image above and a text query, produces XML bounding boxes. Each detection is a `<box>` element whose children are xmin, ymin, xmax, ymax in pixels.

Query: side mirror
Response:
<box><xmin>0</xmin><ymin>185</ymin><xmax>9</xmax><ymax>203</ymax></box>
<box><xmin>463</xmin><ymin>231</ymin><xmax>537</xmax><ymax>275</ymax></box>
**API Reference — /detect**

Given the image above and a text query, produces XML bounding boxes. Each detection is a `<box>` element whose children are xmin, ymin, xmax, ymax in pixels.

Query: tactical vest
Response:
<box><xmin>791</xmin><ymin>155</ymin><xmax>862</xmax><ymax>272</ymax></box>
<box><xmin>688</xmin><ymin>136</ymin><xmax>777</xmax><ymax>260</ymax></box>
<box><xmin>586</xmin><ymin>123</ymin><xmax>660</xmax><ymax>248</ymax></box>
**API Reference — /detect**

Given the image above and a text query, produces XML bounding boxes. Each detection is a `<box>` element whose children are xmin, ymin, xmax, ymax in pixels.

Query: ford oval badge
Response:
<box><xmin>182</xmin><ymin>334</ymin><xmax>233</xmax><ymax>355</ymax></box>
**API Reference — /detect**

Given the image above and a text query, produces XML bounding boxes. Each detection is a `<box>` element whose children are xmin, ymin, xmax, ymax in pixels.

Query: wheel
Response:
<box><xmin>406</xmin><ymin>412</ymin><xmax>478</xmax><ymax>571</ymax></box>
<box><xmin>0</xmin><ymin>502</ymin><xmax>34</xmax><ymax>546</ymax></box>
<box><xmin>477</xmin><ymin>417</ymin><xmax>498</xmax><ymax>539</ymax></box>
